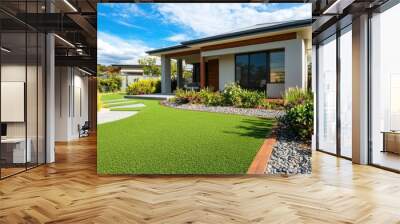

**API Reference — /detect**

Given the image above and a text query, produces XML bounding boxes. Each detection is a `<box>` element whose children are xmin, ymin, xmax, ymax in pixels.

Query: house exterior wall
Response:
<box><xmin>202</xmin><ymin>38</ymin><xmax>306</xmax><ymax>97</ymax></box>
<box><xmin>218</xmin><ymin>54</ymin><xmax>235</xmax><ymax>90</ymax></box>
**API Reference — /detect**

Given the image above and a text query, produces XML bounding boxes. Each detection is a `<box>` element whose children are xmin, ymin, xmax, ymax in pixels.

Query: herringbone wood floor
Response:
<box><xmin>1</xmin><ymin>135</ymin><xmax>400</xmax><ymax>224</ymax></box>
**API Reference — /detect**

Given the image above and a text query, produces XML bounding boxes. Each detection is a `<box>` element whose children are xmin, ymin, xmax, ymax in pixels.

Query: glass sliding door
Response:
<box><xmin>1</xmin><ymin>30</ymin><xmax>28</xmax><ymax>177</ymax></box>
<box><xmin>317</xmin><ymin>35</ymin><xmax>337</xmax><ymax>154</ymax></box>
<box><xmin>0</xmin><ymin>1</ymin><xmax>46</xmax><ymax>179</ymax></box>
<box><xmin>370</xmin><ymin>3</ymin><xmax>400</xmax><ymax>171</ymax></box>
<box><xmin>339</xmin><ymin>25</ymin><xmax>352</xmax><ymax>158</ymax></box>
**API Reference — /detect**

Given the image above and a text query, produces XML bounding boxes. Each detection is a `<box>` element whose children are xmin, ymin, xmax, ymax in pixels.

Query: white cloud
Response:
<box><xmin>165</xmin><ymin>34</ymin><xmax>189</xmax><ymax>42</ymax></box>
<box><xmin>97</xmin><ymin>32</ymin><xmax>152</xmax><ymax>65</ymax></box>
<box><xmin>117</xmin><ymin>21</ymin><xmax>146</xmax><ymax>30</ymax></box>
<box><xmin>156</xmin><ymin>3</ymin><xmax>311</xmax><ymax>36</ymax></box>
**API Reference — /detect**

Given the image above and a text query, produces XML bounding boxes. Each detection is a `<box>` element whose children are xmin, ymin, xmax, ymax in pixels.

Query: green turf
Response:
<box><xmin>97</xmin><ymin>94</ymin><xmax>275</xmax><ymax>174</ymax></box>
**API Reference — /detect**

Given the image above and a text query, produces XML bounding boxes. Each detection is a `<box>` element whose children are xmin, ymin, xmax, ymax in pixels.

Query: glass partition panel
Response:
<box><xmin>1</xmin><ymin>30</ymin><xmax>27</xmax><ymax>177</ymax></box>
<box><xmin>339</xmin><ymin>25</ymin><xmax>352</xmax><ymax>158</ymax></box>
<box><xmin>317</xmin><ymin>35</ymin><xmax>337</xmax><ymax>154</ymax></box>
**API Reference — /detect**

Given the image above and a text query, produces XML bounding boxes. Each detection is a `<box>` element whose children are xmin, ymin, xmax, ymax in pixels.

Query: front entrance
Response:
<box><xmin>206</xmin><ymin>59</ymin><xmax>219</xmax><ymax>91</ymax></box>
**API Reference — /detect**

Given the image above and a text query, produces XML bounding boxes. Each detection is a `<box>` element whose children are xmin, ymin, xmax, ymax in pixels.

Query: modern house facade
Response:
<box><xmin>0</xmin><ymin>0</ymin><xmax>97</xmax><ymax>179</ymax></box>
<box><xmin>312</xmin><ymin>0</ymin><xmax>400</xmax><ymax>172</ymax></box>
<box><xmin>147</xmin><ymin>19</ymin><xmax>312</xmax><ymax>98</ymax></box>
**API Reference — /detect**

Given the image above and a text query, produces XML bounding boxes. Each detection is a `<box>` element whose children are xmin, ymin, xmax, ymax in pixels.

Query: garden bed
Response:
<box><xmin>162</xmin><ymin>101</ymin><xmax>284</xmax><ymax>118</ymax></box>
<box><xmin>265</xmin><ymin>130</ymin><xmax>312</xmax><ymax>175</ymax></box>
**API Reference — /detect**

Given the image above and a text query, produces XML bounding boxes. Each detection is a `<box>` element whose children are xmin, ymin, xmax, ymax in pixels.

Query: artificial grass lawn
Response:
<box><xmin>98</xmin><ymin>94</ymin><xmax>275</xmax><ymax>174</ymax></box>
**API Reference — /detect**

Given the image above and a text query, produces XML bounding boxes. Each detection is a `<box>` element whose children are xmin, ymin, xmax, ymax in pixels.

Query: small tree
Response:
<box><xmin>138</xmin><ymin>56</ymin><xmax>161</xmax><ymax>76</ymax></box>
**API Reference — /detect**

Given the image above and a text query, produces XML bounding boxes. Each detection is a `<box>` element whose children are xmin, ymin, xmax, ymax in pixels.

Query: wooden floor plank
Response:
<box><xmin>0</xmin><ymin>135</ymin><xmax>400</xmax><ymax>223</ymax></box>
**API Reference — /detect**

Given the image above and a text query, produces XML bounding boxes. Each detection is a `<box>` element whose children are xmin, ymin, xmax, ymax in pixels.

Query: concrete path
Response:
<box><xmin>124</xmin><ymin>94</ymin><xmax>174</xmax><ymax>100</ymax></box>
<box><xmin>110</xmin><ymin>103</ymin><xmax>145</xmax><ymax>109</ymax></box>
<box><xmin>97</xmin><ymin>108</ymin><xmax>137</xmax><ymax>125</ymax></box>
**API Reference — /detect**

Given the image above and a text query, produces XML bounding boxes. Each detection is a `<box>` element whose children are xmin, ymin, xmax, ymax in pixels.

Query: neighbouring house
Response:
<box><xmin>111</xmin><ymin>64</ymin><xmax>159</xmax><ymax>90</ymax></box>
<box><xmin>147</xmin><ymin>19</ymin><xmax>312</xmax><ymax>98</ymax></box>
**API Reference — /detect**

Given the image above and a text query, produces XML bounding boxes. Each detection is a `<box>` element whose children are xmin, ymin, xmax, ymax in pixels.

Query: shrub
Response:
<box><xmin>238</xmin><ymin>89</ymin><xmax>264</xmax><ymax>108</ymax></box>
<box><xmin>283</xmin><ymin>87</ymin><xmax>313</xmax><ymax>108</ymax></box>
<box><xmin>172</xmin><ymin>82</ymin><xmax>266</xmax><ymax>108</ymax></box>
<box><xmin>97</xmin><ymin>91</ymin><xmax>102</xmax><ymax>111</ymax></box>
<box><xmin>127</xmin><ymin>79</ymin><xmax>161</xmax><ymax>95</ymax></box>
<box><xmin>262</xmin><ymin>99</ymin><xmax>284</xmax><ymax>110</ymax></box>
<box><xmin>175</xmin><ymin>89</ymin><xmax>201</xmax><ymax>104</ymax></box>
<box><xmin>98</xmin><ymin>75</ymin><xmax>122</xmax><ymax>92</ymax></box>
<box><xmin>279</xmin><ymin>88</ymin><xmax>314</xmax><ymax>142</ymax></box>
<box><xmin>222</xmin><ymin>83</ymin><xmax>243</xmax><ymax>106</ymax></box>
<box><xmin>221</xmin><ymin>83</ymin><xmax>265</xmax><ymax>108</ymax></box>
<box><xmin>199</xmin><ymin>88</ymin><xmax>224</xmax><ymax>106</ymax></box>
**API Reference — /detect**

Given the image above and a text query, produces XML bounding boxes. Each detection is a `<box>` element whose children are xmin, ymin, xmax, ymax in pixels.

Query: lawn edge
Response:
<box><xmin>247</xmin><ymin>129</ymin><xmax>277</xmax><ymax>174</ymax></box>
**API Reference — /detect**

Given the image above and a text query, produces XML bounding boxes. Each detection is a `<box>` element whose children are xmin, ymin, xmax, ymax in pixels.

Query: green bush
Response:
<box><xmin>238</xmin><ymin>89</ymin><xmax>264</xmax><ymax>108</ymax></box>
<box><xmin>199</xmin><ymin>88</ymin><xmax>224</xmax><ymax>106</ymax></box>
<box><xmin>283</xmin><ymin>87</ymin><xmax>313</xmax><ymax>108</ymax></box>
<box><xmin>172</xmin><ymin>82</ymin><xmax>265</xmax><ymax>108</ymax></box>
<box><xmin>98</xmin><ymin>75</ymin><xmax>122</xmax><ymax>92</ymax></box>
<box><xmin>279</xmin><ymin>88</ymin><xmax>314</xmax><ymax>141</ymax></box>
<box><xmin>222</xmin><ymin>83</ymin><xmax>243</xmax><ymax>106</ymax></box>
<box><xmin>262</xmin><ymin>100</ymin><xmax>284</xmax><ymax>110</ymax></box>
<box><xmin>175</xmin><ymin>89</ymin><xmax>201</xmax><ymax>104</ymax></box>
<box><xmin>221</xmin><ymin>83</ymin><xmax>265</xmax><ymax>108</ymax></box>
<box><xmin>126</xmin><ymin>79</ymin><xmax>161</xmax><ymax>95</ymax></box>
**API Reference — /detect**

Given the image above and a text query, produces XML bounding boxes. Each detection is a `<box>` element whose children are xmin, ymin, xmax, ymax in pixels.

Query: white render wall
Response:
<box><xmin>202</xmin><ymin>38</ymin><xmax>307</xmax><ymax>96</ymax></box>
<box><xmin>218</xmin><ymin>54</ymin><xmax>235</xmax><ymax>90</ymax></box>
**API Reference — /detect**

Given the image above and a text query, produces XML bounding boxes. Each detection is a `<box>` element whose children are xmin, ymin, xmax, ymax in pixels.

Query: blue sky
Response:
<box><xmin>98</xmin><ymin>3</ymin><xmax>311</xmax><ymax>65</ymax></box>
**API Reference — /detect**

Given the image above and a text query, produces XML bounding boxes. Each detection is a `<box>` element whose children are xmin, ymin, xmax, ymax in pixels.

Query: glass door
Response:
<box><xmin>370</xmin><ymin>3</ymin><xmax>400</xmax><ymax>171</ymax></box>
<box><xmin>339</xmin><ymin>25</ymin><xmax>352</xmax><ymax>158</ymax></box>
<box><xmin>317</xmin><ymin>34</ymin><xmax>337</xmax><ymax>154</ymax></box>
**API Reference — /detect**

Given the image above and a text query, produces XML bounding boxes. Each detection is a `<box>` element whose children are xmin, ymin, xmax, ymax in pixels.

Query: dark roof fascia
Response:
<box><xmin>146</xmin><ymin>45</ymin><xmax>190</xmax><ymax>54</ymax></box>
<box><xmin>112</xmin><ymin>64</ymin><xmax>143</xmax><ymax>69</ymax></box>
<box><xmin>181</xmin><ymin>19</ymin><xmax>312</xmax><ymax>45</ymax></box>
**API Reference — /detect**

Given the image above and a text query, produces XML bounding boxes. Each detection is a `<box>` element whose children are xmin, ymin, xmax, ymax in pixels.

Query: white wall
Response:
<box><xmin>218</xmin><ymin>54</ymin><xmax>235</xmax><ymax>90</ymax></box>
<box><xmin>202</xmin><ymin>38</ymin><xmax>307</xmax><ymax>94</ymax></box>
<box><xmin>55</xmin><ymin>67</ymin><xmax>89</xmax><ymax>141</ymax></box>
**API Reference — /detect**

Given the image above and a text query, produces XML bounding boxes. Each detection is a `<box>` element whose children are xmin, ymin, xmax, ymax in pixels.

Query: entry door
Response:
<box><xmin>207</xmin><ymin>59</ymin><xmax>219</xmax><ymax>91</ymax></box>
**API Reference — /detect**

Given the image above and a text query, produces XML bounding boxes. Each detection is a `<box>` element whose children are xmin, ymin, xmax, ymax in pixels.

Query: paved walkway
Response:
<box><xmin>124</xmin><ymin>94</ymin><xmax>174</xmax><ymax>100</ymax></box>
<box><xmin>111</xmin><ymin>103</ymin><xmax>145</xmax><ymax>109</ymax></box>
<box><xmin>97</xmin><ymin>108</ymin><xmax>137</xmax><ymax>124</ymax></box>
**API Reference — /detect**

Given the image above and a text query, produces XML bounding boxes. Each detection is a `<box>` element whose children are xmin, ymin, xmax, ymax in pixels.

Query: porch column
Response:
<box><xmin>200</xmin><ymin>56</ymin><xmax>206</xmax><ymax>88</ymax></box>
<box><xmin>177</xmin><ymin>59</ymin><xmax>183</xmax><ymax>89</ymax></box>
<box><xmin>352</xmin><ymin>14</ymin><xmax>369</xmax><ymax>164</ymax></box>
<box><xmin>161</xmin><ymin>55</ymin><xmax>171</xmax><ymax>94</ymax></box>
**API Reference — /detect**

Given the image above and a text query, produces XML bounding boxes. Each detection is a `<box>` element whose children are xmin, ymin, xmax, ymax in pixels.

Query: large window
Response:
<box><xmin>235</xmin><ymin>50</ymin><xmax>285</xmax><ymax>91</ymax></box>
<box><xmin>269</xmin><ymin>51</ymin><xmax>285</xmax><ymax>83</ymax></box>
<box><xmin>370</xmin><ymin>3</ymin><xmax>400</xmax><ymax>171</ymax></box>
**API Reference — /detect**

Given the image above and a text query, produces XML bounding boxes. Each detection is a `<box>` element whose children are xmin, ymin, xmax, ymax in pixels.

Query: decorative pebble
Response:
<box><xmin>162</xmin><ymin>101</ymin><xmax>284</xmax><ymax>118</ymax></box>
<box><xmin>266</xmin><ymin>131</ymin><xmax>312</xmax><ymax>175</ymax></box>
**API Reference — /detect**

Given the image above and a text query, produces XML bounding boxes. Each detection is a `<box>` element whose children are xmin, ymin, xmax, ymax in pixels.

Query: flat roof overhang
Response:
<box><xmin>146</xmin><ymin>45</ymin><xmax>190</xmax><ymax>55</ymax></box>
